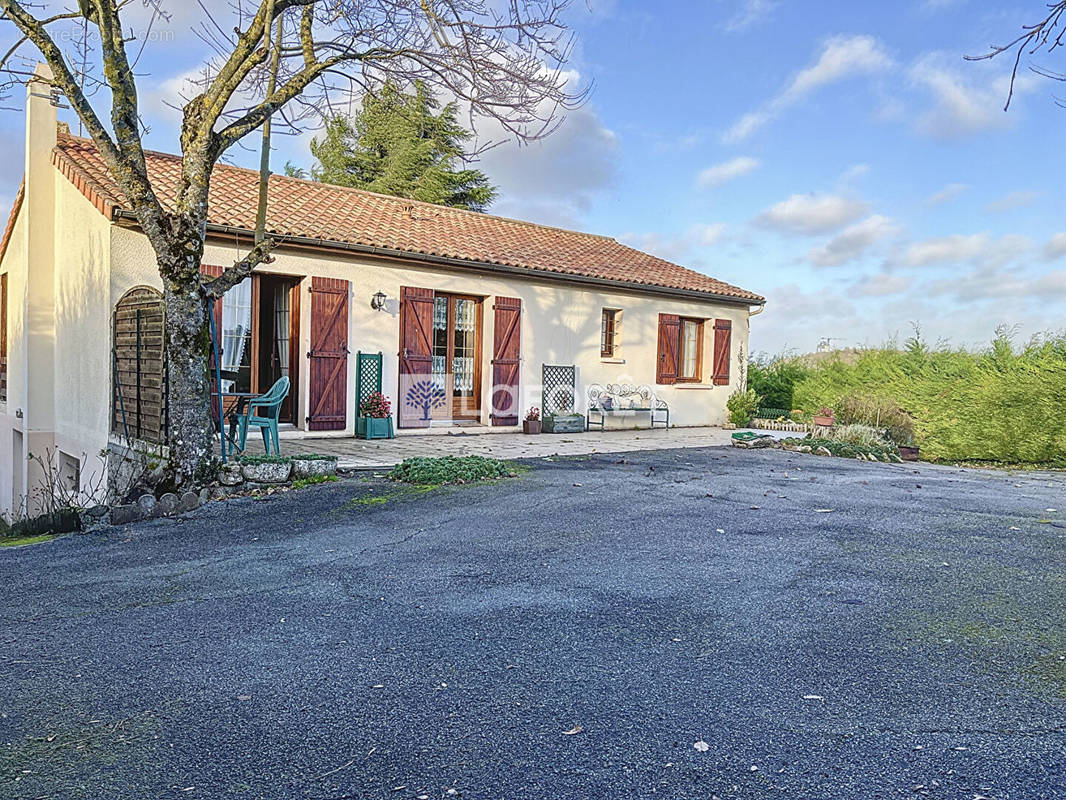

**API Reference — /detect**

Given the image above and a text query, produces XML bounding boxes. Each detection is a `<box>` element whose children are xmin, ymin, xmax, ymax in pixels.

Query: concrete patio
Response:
<box><xmin>273</xmin><ymin>426</ymin><xmax>743</xmax><ymax>469</ymax></box>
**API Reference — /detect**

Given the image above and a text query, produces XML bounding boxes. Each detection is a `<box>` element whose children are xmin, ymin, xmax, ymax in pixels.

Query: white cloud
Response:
<box><xmin>696</xmin><ymin>156</ymin><xmax>760</xmax><ymax>188</ymax></box>
<box><xmin>1043</xmin><ymin>233</ymin><xmax>1066</xmax><ymax>261</ymax></box>
<box><xmin>902</xmin><ymin>233</ymin><xmax>987</xmax><ymax>267</ymax></box>
<box><xmin>620</xmin><ymin>222</ymin><xmax>728</xmax><ymax>264</ymax></box>
<box><xmin>838</xmin><ymin>163</ymin><xmax>871</xmax><ymax>186</ymax></box>
<box><xmin>909</xmin><ymin>55</ymin><xmax>1035</xmax><ymax>139</ymax></box>
<box><xmin>984</xmin><ymin>189</ymin><xmax>1039</xmax><ymax>213</ymax></box>
<box><xmin>692</xmin><ymin>222</ymin><xmax>728</xmax><ymax>247</ymax></box>
<box><xmin>474</xmin><ymin>69</ymin><xmax>618</xmax><ymax>227</ymax></box>
<box><xmin>755</xmin><ymin>193</ymin><xmax>869</xmax><ymax>236</ymax></box>
<box><xmin>925</xmin><ymin>182</ymin><xmax>969</xmax><ymax>206</ymax></box>
<box><xmin>808</xmin><ymin>215</ymin><xmax>900</xmax><ymax>267</ymax></box>
<box><xmin>851</xmin><ymin>273</ymin><xmax>913</xmax><ymax>297</ymax></box>
<box><xmin>724</xmin><ymin>0</ymin><xmax>778</xmax><ymax>32</ymax></box>
<box><xmin>901</xmin><ymin>233</ymin><xmax>1030</xmax><ymax>269</ymax></box>
<box><xmin>724</xmin><ymin>35</ymin><xmax>894</xmax><ymax>142</ymax></box>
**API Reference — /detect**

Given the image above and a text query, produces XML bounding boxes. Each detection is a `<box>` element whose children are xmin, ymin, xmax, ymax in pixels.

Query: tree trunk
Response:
<box><xmin>162</xmin><ymin>270</ymin><xmax>215</xmax><ymax>489</ymax></box>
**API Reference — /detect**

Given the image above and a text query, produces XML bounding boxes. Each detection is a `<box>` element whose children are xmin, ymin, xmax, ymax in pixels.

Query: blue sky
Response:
<box><xmin>1</xmin><ymin>0</ymin><xmax>1063</xmax><ymax>355</ymax></box>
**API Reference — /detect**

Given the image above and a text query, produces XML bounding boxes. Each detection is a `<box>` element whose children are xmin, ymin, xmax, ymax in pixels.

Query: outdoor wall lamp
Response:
<box><xmin>370</xmin><ymin>291</ymin><xmax>388</xmax><ymax>311</ymax></box>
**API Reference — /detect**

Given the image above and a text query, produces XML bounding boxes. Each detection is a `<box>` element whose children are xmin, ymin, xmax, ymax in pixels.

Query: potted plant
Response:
<box><xmin>812</xmin><ymin>407</ymin><xmax>835</xmax><ymax>427</ymax></box>
<box><xmin>897</xmin><ymin>433</ymin><xmax>920</xmax><ymax>462</ymax></box>
<box><xmin>523</xmin><ymin>406</ymin><xmax>542</xmax><ymax>434</ymax></box>
<box><xmin>543</xmin><ymin>411</ymin><xmax>585</xmax><ymax>433</ymax></box>
<box><xmin>357</xmin><ymin>391</ymin><xmax>395</xmax><ymax>440</ymax></box>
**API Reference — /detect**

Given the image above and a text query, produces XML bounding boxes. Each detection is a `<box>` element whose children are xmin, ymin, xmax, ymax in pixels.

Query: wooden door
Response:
<box><xmin>307</xmin><ymin>277</ymin><xmax>349</xmax><ymax>431</ymax></box>
<box><xmin>490</xmin><ymin>296</ymin><xmax>521</xmax><ymax>426</ymax></box>
<box><xmin>398</xmin><ymin>286</ymin><xmax>435</xmax><ymax>428</ymax></box>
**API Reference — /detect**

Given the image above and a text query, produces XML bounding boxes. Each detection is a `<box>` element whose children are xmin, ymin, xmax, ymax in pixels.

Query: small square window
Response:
<box><xmin>600</xmin><ymin>308</ymin><xmax>620</xmax><ymax>358</ymax></box>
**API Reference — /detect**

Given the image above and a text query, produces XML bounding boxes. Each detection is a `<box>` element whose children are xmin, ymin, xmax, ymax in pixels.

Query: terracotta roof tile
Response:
<box><xmin>53</xmin><ymin>132</ymin><xmax>763</xmax><ymax>303</ymax></box>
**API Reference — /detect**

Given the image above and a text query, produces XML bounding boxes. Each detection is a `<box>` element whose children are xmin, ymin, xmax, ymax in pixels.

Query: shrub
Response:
<box><xmin>387</xmin><ymin>456</ymin><xmax>515</xmax><ymax>485</ymax></box>
<box><xmin>783</xmin><ymin>436</ymin><xmax>899</xmax><ymax>460</ymax></box>
<box><xmin>828</xmin><ymin>424</ymin><xmax>893</xmax><ymax>448</ymax></box>
<box><xmin>791</xmin><ymin>329</ymin><xmax>1066</xmax><ymax>464</ymax></box>
<box><xmin>835</xmin><ymin>394</ymin><xmax>915</xmax><ymax>446</ymax></box>
<box><xmin>291</xmin><ymin>453</ymin><xmax>337</xmax><ymax>461</ymax></box>
<box><xmin>748</xmin><ymin>356</ymin><xmax>811</xmax><ymax>411</ymax></box>
<box><xmin>726</xmin><ymin>388</ymin><xmax>761</xmax><ymax>426</ymax></box>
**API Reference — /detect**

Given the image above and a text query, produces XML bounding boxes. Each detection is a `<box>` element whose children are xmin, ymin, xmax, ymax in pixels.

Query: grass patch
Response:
<box><xmin>291</xmin><ymin>474</ymin><xmax>339</xmax><ymax>490</ymax></box>
<box><xmin>0</xmin><ymin>533</ymin><xmax>56</xmax><ymax>548</ymax></box>
<box><xmin>291</xmin><ymin>453</ymin><xmax>337</xmax><ymax>461</ymax></box>
<box><xmin>387</xmin><ymin>455</ymin><xmax>517</xmax><ymax>485</ymax></box>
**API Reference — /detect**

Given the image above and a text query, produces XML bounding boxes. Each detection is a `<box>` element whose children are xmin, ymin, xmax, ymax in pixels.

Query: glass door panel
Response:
<box><xmin>427</xmin><ymin>293</ymin><xmax>482</xmax><ymax>421</ymax></box>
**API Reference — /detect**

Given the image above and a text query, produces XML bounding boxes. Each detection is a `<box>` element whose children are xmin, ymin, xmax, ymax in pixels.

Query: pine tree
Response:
<box><xmin>306</xmin><ymin>82</ymin><xmax>497</xmax><ymax>212</ymax></box>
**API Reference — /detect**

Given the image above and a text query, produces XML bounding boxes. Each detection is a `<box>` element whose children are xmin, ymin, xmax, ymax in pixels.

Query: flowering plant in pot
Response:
<box><xmin>523</xmin><ymin>406</ymin><xmax>542</xmax><ymax>434</ymax></box>
<box><xmin>357</xmin><ymin>391</ymin><xmax>395</xmax><ymax>440</ymax></box>
<box><xmin>812</xmin><ymin>407</ymin><xmax>835</xmax><ymax>427</ymax></box>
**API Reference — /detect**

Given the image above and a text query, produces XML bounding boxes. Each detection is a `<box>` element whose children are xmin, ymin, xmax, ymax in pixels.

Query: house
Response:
<box><xmin>0</xmin><ymin>65</ymin><xmax>764</xmax><ymax>516</ymax></box>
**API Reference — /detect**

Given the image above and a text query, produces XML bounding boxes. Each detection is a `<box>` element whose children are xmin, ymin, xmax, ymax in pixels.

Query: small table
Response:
<box><xmin>213</xmin><ymin>391</ymin><xmax>262</xmax><ymax>457</ymax></box>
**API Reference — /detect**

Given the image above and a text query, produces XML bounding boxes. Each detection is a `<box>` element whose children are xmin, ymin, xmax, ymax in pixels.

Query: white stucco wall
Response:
<box><xmin>113</xmin><ymin>229</ymin><xmax>755</xmax><ymax>435</ymax></box>
<box><xmin>51</xmin><ymin>165</ymin><xmax>113</xmax><ymax>495</ymax></box>
<box><xmin>0</xmin><ymin>203</ymin><xmax>27</xmax><ymax>516</ymax></box>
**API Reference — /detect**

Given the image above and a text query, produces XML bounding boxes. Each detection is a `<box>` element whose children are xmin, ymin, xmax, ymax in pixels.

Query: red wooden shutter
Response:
<box><xmin>490</xmin><ymin>296</ymin><xmax>521</xmax><ymax>426</ymax></box>
<box><xmin>398</xmin><ymin>286</ymin><xmax>435</xmax><ymax>428</ymax></box>
<box><xmin>307</xmin><ymin>277</ymin><xmax>349</xmax><ymax>431</ymax></box>
<box><xmin>656</xmin><ymin>314</ymin><xmax>680</xmax><ymax>385</ymax></box>
<box><xmin>712</xmin><ymin>319</ymin><xmax>732</xmax><ymax>386</ymax></box>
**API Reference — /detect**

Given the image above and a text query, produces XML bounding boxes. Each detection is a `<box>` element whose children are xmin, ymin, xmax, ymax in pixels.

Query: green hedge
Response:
<box><xmin>791</xmin><ymin>332</ymin><xmax>1066</xmax><ymax>465</ymax></box>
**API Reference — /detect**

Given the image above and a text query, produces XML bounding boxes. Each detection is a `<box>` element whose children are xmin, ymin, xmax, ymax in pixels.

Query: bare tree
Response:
<box><xmin>966</xmin><ymin>3</ymin><xmax>1066</xmax><ymax>109</ymax></box>
<box><xmin>0</xmin><ymin>0</ymin><xmax>585</xmax><ymax>488</ymax></box>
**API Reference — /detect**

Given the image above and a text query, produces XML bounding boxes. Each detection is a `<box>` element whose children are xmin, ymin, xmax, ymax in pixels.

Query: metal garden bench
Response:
<box><xmin>586</xmin><ymin>383</ymin><xmax>669</xmax><ymax>430</ymax></box>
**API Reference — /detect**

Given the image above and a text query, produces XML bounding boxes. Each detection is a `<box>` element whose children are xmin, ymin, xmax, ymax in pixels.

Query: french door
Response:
<box><xmin>219</xmin><ymin>273</ymin><xmax>301</xmax><ymax>424</ymax></box>
<box><xmin>430</xmin><ymin>293</ymin><xmax>483</xmax><ymax>421</ymax></box>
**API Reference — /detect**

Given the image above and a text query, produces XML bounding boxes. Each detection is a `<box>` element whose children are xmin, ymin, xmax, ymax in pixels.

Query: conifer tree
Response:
<box><xmin>308</xmin><ymin>82</ymin><xmax>497</xmax><ymax>212</ymax></box>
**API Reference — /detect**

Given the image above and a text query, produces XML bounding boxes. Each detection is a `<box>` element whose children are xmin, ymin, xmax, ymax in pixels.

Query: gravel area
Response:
<box><xmin>1</xmin><ymin>447</ymin><xmax>1064</xmax><ymax>799</ymax></box>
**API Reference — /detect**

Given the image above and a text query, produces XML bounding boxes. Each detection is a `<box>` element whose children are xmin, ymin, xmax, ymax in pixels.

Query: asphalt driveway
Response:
<box><xmin>1</xmin><ymin>448</ymin><xmax>1064</xmax><ymax>799</ymax></box>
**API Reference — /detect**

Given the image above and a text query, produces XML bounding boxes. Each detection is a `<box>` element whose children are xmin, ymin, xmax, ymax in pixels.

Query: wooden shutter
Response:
<box><xmin>398</xmin><ymin>286</ymin><xmax>435</xmax><ymax>429</ymax></box>
<box><xmin>712</xmin><ymin>319</ymin><xmax>732</xmax><ymax>386</ymax></box>
<box><xmin>307</xmin><ymin>277</ymin><xmax>349</xmax><ymax>431</ymax></box>
<box><xmin>656</xmin><ymin>313</ymin><xmax>680</xmax><ymax>385</ymax></box>
<box><xmin>490</xmin><ymin>296</ymin><xmax>521</xmax><ymax>426</ymax></box>
<box><xmin>112</xmin><ymin>287</ymin><xmax>166</xmax><ymax>443</ymax></box>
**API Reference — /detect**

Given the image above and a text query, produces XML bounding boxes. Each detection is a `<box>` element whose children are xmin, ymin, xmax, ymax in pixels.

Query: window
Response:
<box><xmin>678</xmin><ymin>318</ymin><xmax>704</xmax><ymax>381</ymax></box>
<box><xmin>600</xmin><ymin>308</ymin><xmax>620</xmax><ymax>358</ymax></box>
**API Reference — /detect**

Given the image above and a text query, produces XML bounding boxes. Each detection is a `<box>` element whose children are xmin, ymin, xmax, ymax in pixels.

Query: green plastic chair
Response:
<box><xmin>237</xmin><ymin>377</ymin><xmax>290</xmax><ymax>455</ymax></box>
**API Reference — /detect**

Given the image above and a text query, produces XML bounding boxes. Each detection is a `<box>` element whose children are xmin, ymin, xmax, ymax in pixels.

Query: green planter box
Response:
<box><xmin>543</xmin><ymin>414</ymin><xmax>585</xmax><ymax>434</ymax></box>
<box><xmin>357</xmin><ymin>416</ymin><xmax>395</xmax><ymax>440</ymax></box>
